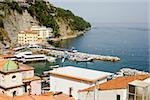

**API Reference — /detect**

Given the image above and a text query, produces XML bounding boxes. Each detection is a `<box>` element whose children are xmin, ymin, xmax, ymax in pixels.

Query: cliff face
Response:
<box><xmin>3</xmin><ymin>10</ymin><xmax>39</xmax><ymax>41</ymax></box>
<box><xmin>0</xmin><ymin>1</ymin><xmax>91</xmax><ymax>45</ymax></box>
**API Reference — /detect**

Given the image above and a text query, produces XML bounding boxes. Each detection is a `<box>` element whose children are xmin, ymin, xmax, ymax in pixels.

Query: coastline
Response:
<box><xmin>49</xmin><ymin>28</ymin><xmax>91</xmax><ymax>42</ymax></box>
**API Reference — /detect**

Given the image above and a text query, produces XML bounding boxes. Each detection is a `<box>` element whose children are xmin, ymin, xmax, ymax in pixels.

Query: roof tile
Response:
<box><xmin>79</xmin><ymin>74</ymin><xmax>150</xmax><ymax>92</ymax></box>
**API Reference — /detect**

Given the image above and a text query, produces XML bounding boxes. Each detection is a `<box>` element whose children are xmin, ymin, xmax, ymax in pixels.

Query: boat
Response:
<box><xmin>47</xmin><ymin>56</ymin><xmax>56</xmax><ymax>62</ymax></box>
<box><xmin>19</xmin><ymin>54</ymin><xmax>47</xmax><ymax>63</ymax></box>
<box><xmin>49</xmin><ymin>65</ymin><xmax>59</xmax><ymax>69</ymax></box>
<box><xmin>75</xmin><ymin>57</ymin><xmax>93</xmax><ymax>62</ymax></box>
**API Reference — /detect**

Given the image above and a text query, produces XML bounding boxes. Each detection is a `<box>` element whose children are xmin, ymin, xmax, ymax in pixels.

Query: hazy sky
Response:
<box><xmin>50</xmin><ymin>0</ymin><xmax>149</xmax><ymax>24</ymax></box>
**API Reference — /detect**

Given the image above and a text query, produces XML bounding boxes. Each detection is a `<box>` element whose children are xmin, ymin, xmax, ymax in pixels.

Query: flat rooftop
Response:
<box><xmin>129</xmin><ymin>80</ymin><xmax>150</xmax><ymax>88</ymax></box>
<box><xmin>49</xmin><ymin>66</ymin><xmax>112</xmax><ymax>84</ymax></box>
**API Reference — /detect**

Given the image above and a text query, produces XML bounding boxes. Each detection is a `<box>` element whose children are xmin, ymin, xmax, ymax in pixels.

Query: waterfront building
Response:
<box><xmin>18</xmin><ymin>30</ymin><xmax>38</xmax><ymax>45</ymax></box>
<box><xmin>49</xmin><ymin>66</ymin><xmax>112</xmax><ymax>99</ymax></box>
<box><xmin>78</xmin><ymin>74</ymin><xmax>150</xmax><ymax>100</ymax></box>
<box><xmin>30</xmin><ymin>25</ymin><xmax>53</xmax><ymax>40</ymax></box>
<box><xmin>18</xmin><ymin>26</ymin><xmax>53</xmax><ymax>45</ymax></box>
<box><xmin>0</xmin><ymin>59</ymin><xmax>41</xmax><ymax>97</ymax></box>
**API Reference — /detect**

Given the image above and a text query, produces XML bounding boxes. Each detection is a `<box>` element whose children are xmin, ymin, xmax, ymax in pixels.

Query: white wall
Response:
<box><xmin>143</xmin><ymin>77</ymin><xmax>150</xmax><ymax>100</ymax></box>
<box><xmin>50</xmin><ymin>76</ymin><xmax>92</xmax><ymax>99</ymax></box>
<box><xmin>144</xmin><ymin>77</ymin><xmax>150</xmax><ymax>83</ymax></box>
<box><xmin>22</xmin><ymin>70</ymin><xmax>34</xmax><ymax>79</ymax></box>
<box><xmin>5</xmin><ymin>86</ymin><xmax>24</xmax><ymax>97</ymax></box>
<box><xmin>31</xmin><ymin>26</ymin><xmax>53</xmax><ymax>38</ymax></box>
<box><xmin>0</xmin><ymin>73</ymin><xmax>23</xmax><ymax>88</ymax></box>
<box><xmin>0</xmin><ymin>86</ymin><xmax>24</xmax><ymax>97</ymax></box>
<box><xmin>98</xmin><ymin>89</ymin><xmax>127</xmax><ymax>100</ymax></box>
<box><xmin>30</xmin><ymin>80</ymin><xmax>41</xmax><ymax>95</ymax></box>
<box><xmin>78</xmin><ymin>90</ymin><xmax>95</xmax><ymax>100</ymax></box>
<box><xmin>79</xmin><ymin>89</ymin><xmax>127</xmax><ymax>100</ymax></box>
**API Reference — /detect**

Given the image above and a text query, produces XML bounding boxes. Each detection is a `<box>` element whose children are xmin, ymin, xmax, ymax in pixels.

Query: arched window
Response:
<box><xmin>13</xmin><ymin>91</ymin><xmax>17</xmax><ymax>97</ymax></box>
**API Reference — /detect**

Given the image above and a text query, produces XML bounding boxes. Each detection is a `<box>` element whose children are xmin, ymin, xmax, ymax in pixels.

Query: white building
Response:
<box><xmin>128</xmin><ymin>80</ymin><xmax>150</xmax><ymax>100</ymax></box>
<box><xmin>30</xmin><ymin>26</ymin><xmax>53</xmax><ymax>39</ymax></box>
<box><xmin>0</xmin><ymin>59</ymin><xmax>41</xmax><ymax>97</ymax></box>
<box><xmin>49</xmin><ymin>66</ymin><xmax>112</xmax><ymax>99</ymax></box>
<box><xmin>78</xmin><ymin>74</ymin><xmax>150</xmax><ymax>100</ymax></box>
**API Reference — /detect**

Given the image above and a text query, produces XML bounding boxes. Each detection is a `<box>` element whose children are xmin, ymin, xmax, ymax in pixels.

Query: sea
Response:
<box><xmin>28</xmin><ymin>23</ymin><xmax>149</xmax><ymax>75</ymax></box>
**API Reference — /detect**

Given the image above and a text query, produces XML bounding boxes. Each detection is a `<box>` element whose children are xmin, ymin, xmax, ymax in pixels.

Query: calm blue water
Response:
<box><xmin>53</xmin><ymin>23</ymin><xmax>149</xmax><ymax>73</ymax></box>
<box><xmin>28</xmin><ymin>2</ymin><xmax>149</xmax><ymax>74</ymax></box>
<box><xmin>28</xmin><ymin>23</ymin><xmax>149</xmax><ymax>74</ymax></box>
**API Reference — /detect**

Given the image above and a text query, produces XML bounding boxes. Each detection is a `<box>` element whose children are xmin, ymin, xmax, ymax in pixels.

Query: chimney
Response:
<box><xmin>69</xmin><ymin>87</ymin><xmax>72</xmax><ymax>97</ymax></box>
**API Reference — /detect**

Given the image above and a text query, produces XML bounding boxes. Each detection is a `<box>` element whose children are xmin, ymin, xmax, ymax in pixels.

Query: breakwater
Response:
<box><xmin>32</xmin><ymin>48</ymin><xmax>120</xmax><ymax>62</ymax></box>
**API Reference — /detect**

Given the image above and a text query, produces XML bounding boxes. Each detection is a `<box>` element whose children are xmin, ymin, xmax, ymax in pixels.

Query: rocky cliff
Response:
<box><xmin>0</xmin><ymin>1</ymin><xmax>91</xmax><ymax>46</ymax></box>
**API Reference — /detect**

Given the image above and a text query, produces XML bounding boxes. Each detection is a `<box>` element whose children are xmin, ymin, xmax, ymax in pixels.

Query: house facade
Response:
<box><xmin>30</xmin><ymin>26</ymin><xmax>53</xmax><ymax>39</ymax></box>
<box><xmin>18</xmin><ymin>26</ymin><xmax>53</xmax><ymax>45</ymax></box>
<box><xmin>49</xmin><ymin>66</ymin><xmax>112</xmax><ymax>99</ymax></box>
<box><xmin>18</xmin><ymin>30</ymin><xmax>38</xmax><ymax>45</ymax></box>
<box><xmin>78</xmin><ymin>74</ymin><xmax>150</xmax><ymax>100</ymax></box>
<box><xmin>0</xmin><ymin>59</ymin><xmax>41</xmax><ymax>97</ymax></box>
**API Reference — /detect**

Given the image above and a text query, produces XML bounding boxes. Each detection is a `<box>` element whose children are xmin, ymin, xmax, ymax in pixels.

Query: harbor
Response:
<box><xmin>32</xmin><ymin>47</ymin><xmax>120</xmax><ymax>62</ymax></box>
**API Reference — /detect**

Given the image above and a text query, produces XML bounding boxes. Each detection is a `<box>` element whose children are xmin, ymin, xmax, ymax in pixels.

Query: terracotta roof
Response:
<box><xmin>79</xmin><ymin>74</ymin><xmax>150</xmax><ymax>92</ymax></box>
<box><xmin>0</xmin><ymin>92</ymin><xmax>75</xmax><ymax>100</ymax></box>
<box><xmin>54</xmin><ymin>93</ymin><xmax>74</xmax><ymax>100</ymax></box>
<box><xmin>19</xmin><ymin>29</ymin><xmax>37</xmax><ymax>34</ymax></box>
<box><xmin>23</xmin><ymin>76</ymin><xmax>41</xmax><ymax>83</ymax></box>
<box><xmin>0</xmin><ymin>54</ymin><xmax>15</xmax><ymax>59</ymax></box>
<box><xmin>13</xmin><ymin>95</ymin><xmax>55</xmax><ymax>100</ymax></box>
<box><xmin>43</xmin><ymin>92</ymin><xmax>75</xmax><ymax>100</ymax></box>
<box><xmin>0</xmin><ymin>60</ymin><xmax>7</xmax><ymax>69</ymax></box>
<box><xmin>0</xmin><ymin>94</ymin><xmax>11</xmax><ymax>100</ymax></box>
<box><xmin>19</xmin><ymin>63</ymin><xmax>34</xmax><ymax>71</ymax></box>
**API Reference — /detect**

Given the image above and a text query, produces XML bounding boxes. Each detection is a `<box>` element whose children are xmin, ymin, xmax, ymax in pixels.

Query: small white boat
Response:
<box><xmin>49</xmin><ymin>65</ymin><xmax>59</xmax><ymax>69</ymax></box>
<box><xmin>20</xmin><ymin>54</ymin><xmax>47</xmax><ymax>63</ymax></box>
<box><xmin>47</xmin><ymin>56</ymin><xmax>56</xmax><ymax>62</ymax></box>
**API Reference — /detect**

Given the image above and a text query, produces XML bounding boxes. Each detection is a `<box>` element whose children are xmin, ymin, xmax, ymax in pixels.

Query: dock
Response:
<box><xmin>32</xmin><ymin>48</ymin><xmax>120</xmax><ymax>62</ymax></box>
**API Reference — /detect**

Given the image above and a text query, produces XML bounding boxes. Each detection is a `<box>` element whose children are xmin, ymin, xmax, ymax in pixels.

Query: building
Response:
<box><xmin>128</xmin><ymin>80</ymin><xmax>150</xmax><ymax>100</ymax></box>
<box><xmin>49</xmin><ymin>66</ymin><xmax>112</xmax><ymax>99</ymax></box>
<box><xmin>0</xmin><ymin>59</ymin><xmax>41</xmax><ymax>97</ymax></box>
<box><xmin>30</xmin><ymin>26</ymin><xmax>53</xmax><ymax>39</ymax></box>
<box><xmin>18</xmin><ymin>26</ymin><xmax>53</xmax><ymax>45</ymax></box>
<box><xmin>78</xmin><ymin>74</ymin><xmax>150</xmax><ymax>100</ymax></box>
<box><xmin>18</xmin><ymin>30</ymin><xmax>38</xmax><ymax>45</ymax></box>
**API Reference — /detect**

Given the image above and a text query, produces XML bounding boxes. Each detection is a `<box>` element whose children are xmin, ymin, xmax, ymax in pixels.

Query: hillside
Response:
<box><xmin>0</xmin><ymin>0</ymin><xmax>91</xmax><ymax>46</ymax></box>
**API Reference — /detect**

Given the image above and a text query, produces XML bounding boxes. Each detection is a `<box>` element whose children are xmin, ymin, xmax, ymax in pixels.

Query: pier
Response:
<box><xmin>32</xmin><ymin>48</ymin><xmax>120</xmax><ymax>62</ymax></box>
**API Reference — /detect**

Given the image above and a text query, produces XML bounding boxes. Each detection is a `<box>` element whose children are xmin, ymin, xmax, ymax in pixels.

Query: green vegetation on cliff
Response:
<box><xmin>28</xmin><ymin>1</ymin><xmax>59</xmax><ymax>36</ymax></box>
<box><xmin>27</xmin><ymin>1</ymin><xmax>91</xmax><ymax>37</ymax></box>
<box><xmin>0</xmin><ymin>0</ymin><xmax>91</xmax><ymax>38</ymax></box>
<box><xmin>56</xmin><ymin>8</ymin><xmax>91</xmax><ymax>31</ymax></box>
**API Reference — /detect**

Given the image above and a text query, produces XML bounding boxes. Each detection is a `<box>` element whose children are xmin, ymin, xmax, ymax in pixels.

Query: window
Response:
<box><xmin>12</xmin><ymin>75</ymin><xmax>17</xmax><ymax>81</ymax></box>
<box><xmin>116</xmin><ymin>94</ymin><xmax>120</xmax><ymax>100</ymax></box>
<box><xmin>129</xmin><ymin>85</ymin><xmax>135</xmax><ymax>93</ymax></box>
<box><xmin>2</xmin><ymin>75</ymin><xmax>4</xmax><ymax>81</ymax></box>
<box><xmin>13</xmin><ymin>91</ymin><xmax>17</xmax><ymax>97</ymax></box>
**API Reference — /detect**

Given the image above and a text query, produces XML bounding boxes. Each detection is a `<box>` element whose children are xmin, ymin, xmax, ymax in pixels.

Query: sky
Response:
<box><xmin>50</xmin><ymin>0</ymin><xmax>149</xmax><ymax>24</ymax></box>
